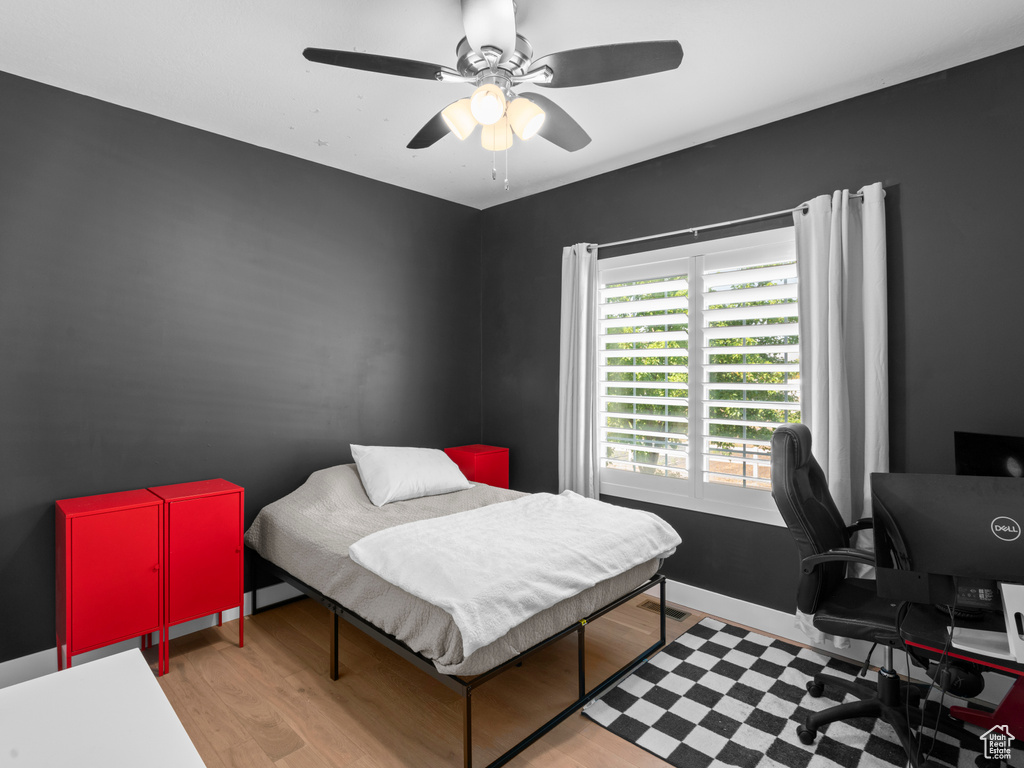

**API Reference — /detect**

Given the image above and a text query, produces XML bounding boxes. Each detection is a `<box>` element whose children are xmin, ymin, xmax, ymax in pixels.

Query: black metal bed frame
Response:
<box><xmin>250</xmin><ymin>549</ymin><xmax>667</xmax><ymax>768</ymax></box>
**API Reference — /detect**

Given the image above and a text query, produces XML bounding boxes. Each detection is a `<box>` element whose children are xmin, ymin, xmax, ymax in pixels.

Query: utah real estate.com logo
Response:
<box><xmin>980</xmin><ymin>724</ymin><xmax>1015</xmax><ymax>761</ymax></box>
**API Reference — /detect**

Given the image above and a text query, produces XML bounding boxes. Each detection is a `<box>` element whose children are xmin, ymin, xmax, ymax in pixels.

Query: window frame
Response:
<box><xmin>596</xmin><ymin>226</ymin><xmax>798</xmax><ymax>527</ymax></box>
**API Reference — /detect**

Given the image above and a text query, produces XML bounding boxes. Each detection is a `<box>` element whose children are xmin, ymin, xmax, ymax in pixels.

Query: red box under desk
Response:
<box><xmin>444</xmin><ymin>444</ymin><xmax>510</xmax><ymax>489</ymax></box>
<box><xmin>149</xmin><ymin>479</ymin><xmax>244</xmax><ymax>673</ymax></box>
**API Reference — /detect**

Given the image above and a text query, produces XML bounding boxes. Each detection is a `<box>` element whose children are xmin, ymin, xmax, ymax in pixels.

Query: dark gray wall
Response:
<box><xmin>0</xmin><ymin>72</ymin><xmax>483</xmax><ymax>663</ymax></box>
<box><xmin>479</xmin><ymin>47</ymin><xmax>1024</xmax><ymax>610</ymax></box>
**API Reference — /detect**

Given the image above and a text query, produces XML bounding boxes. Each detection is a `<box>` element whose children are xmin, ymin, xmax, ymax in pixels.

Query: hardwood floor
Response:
<box><xmin>157</xmin><ymin>595</ymin><xmax>704</xmax><ymax>768</ymax></box>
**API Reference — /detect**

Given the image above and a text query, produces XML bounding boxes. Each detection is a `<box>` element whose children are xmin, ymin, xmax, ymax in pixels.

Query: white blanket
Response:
<box><xmin>348</xmin><ymin>491</ymin><xmax>681</xmax><ymax>657</ymax></box>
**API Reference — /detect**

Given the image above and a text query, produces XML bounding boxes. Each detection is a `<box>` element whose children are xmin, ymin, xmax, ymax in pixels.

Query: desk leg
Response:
<box><xmin>950</xmin><ymin>675</ymin><xmax>1024</xmax><ymax>735</ymax></box>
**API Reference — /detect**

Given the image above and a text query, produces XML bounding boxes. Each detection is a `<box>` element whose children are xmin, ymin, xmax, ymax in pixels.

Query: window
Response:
<box><xmin>596</xmin><ymin>228</ymin><xmax>799</xmax><ymax>524</ymax></box>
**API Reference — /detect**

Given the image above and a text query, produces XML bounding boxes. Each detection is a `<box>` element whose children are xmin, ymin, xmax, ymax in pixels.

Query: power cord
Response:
<box><xmin>921</xmin><ymin>599</ymin><xmax>957</xmax><ymax>764</ymax></box>
<box><xmin>858</xmin><ymin>642</ymin><xmax>878</xmax><ymax>678</ymax></box>
<box><xmin>895</xmin><ymin>600</ymin><xmax>928</xmax><ymax>763</ymax></box>
<box><xmin>899</xmin><ymin>589</ymin><xmax>960</xmax><ymax>767</ymax></box>
<box><xmin>901</xmin><ymin>606</ymin><xmax>934</xmax><ymax>766</ymax></box>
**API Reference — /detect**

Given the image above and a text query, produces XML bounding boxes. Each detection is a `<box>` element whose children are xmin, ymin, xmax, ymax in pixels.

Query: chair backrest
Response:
<box><xmin>770</xmin><ymin>424</ymin><xmax>852</xmax><ymax>614</ymax></box>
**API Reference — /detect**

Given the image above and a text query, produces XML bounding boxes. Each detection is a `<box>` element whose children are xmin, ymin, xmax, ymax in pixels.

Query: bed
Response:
<box><xmin>245</xmin><ymin>458</ymin><xmax>677</xmax><ymax>768</ymax></box>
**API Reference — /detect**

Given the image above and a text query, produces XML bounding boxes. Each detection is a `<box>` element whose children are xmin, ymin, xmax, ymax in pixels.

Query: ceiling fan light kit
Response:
<box><xmin>481</xmin><ymin>116</ymin><xmax>514</xmax><ymax>151</ymax></box>
<box><xmin>441</xmin><ymin>98</ymin><xmax>478</xmax><ymax>140</ymax></box>
<box><xmin>507</xmin><ymin>96</ymin><xmax>545</xmax><ymax>140</ymax></box>
<box><xmin>302</xmin><ymin>0</ymin><xmax>683</xmax><ymax>180</ymax></box>
<box><xmin>469</xmin><ymin>83</ymin><xmax>507</xmax><ymax>125</ymax></box>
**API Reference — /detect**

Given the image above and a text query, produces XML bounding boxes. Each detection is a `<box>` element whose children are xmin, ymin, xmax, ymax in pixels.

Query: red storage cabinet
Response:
<box><xmin>56</xmin><ymin>490</ymin><xmax>164</xmax><ymax>673</ymax></box>
<box><xmin>444</xmin><ymin>444</ymin><xmax>510</xmax><ymax>489</ymax></box>
<box><xmin>149</xmin><ymin>479</ymin><xmax>244</xmax><ymax>673</ymax></box>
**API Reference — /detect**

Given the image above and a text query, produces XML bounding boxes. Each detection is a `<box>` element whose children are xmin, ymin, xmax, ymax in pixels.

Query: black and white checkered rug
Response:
<box><xmin>584</xmin><ymin>617</ymin><xmax>1005</xmax><ymax>768</ymax></box>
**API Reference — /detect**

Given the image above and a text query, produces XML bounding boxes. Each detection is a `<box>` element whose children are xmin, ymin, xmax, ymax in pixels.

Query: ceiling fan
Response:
<box><xmin>303</xmin><ymin>0</ymin><xmax>683</xmax><ymax>153</ymax></box>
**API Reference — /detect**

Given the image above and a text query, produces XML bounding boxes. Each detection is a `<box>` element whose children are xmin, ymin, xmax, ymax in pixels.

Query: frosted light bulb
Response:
<box><xmin>470</xmin><ymin>84</ymin><xmax>506</xmax><ymax>126</ymax></box>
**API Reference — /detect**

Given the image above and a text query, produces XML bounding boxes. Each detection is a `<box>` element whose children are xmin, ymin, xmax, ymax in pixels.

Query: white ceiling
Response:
<box><xmin>2</xmin><ymin>1</ymin><xmax>1024</xmax><ymax>209</ymax></box>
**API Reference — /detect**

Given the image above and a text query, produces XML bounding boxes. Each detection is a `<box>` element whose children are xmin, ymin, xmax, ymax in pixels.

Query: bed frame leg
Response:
<box><xmin>660</xmin><ymin>578</ymin><xmax>667</xmax><ymax>646</ymax></box>
<box><xmin>463</xmin><ymin>687</ymin><xmax>473</xmax><ymax>768</ymax></box>
<box><xmin>330</xmin><ymin>612</ymin><xmax>340</xmax><ymax>681</ymax></box>
<box><xmin>577</xmin><ymin>624</ymin><xmax>586</xmax><ymax>699</ymax></box>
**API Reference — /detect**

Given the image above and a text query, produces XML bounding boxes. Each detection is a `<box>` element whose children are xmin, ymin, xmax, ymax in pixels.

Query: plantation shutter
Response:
<box><xmin>699</xmin><ymin>244</ymin><xmax>800</xmax><ymax>491</ymax></box>
<box><xmin>597</xmin><ymin>264</ymin><xmax>690</xmax><ymax>479</ymax></box>
<box><xmin>594</xmin><ymin>227</ymin><xmax>798</xmax><ymax>521</ymax></box>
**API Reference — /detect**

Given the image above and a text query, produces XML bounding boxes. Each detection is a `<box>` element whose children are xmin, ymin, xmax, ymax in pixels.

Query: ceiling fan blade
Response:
<box><xmin>461</xmin><ymin>0</ymin><xmax>517</xmax><ymax>58</ymax></box>
<box><xmin>519</xmin><ymin>92</ymin><xmax>591</xmax><ymax>152</ymax></box>
<box><xmin>303</xmin><ymin>48</ymin><xmax>444</xmax><ymax>81</ymax></box>
<box><xmin>531</xmin><ymin>40</ymin><xmax>683</xmax><ymax>88</ymax></box>
<box><xmin>407</xmin><ymin>106</ymin><xmax>453</xmax><ymax>149</ymax></box>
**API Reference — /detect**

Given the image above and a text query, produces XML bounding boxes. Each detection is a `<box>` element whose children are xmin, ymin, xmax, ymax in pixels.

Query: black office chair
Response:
<box><xmin>770</xmin><ymin>424</ymin><xmax>933</xmax><ymax>766</ymax></box>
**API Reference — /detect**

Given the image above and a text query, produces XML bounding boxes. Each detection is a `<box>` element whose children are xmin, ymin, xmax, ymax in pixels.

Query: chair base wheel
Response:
<box><xmin>797</xmin><ymin>725</ymin><xmax>817</xmax><ymax>745</ymax></box>
<box><xmin>806</xmin><ymin>681</ymin><xmax>824</xmax><ymax>698</ymax></box>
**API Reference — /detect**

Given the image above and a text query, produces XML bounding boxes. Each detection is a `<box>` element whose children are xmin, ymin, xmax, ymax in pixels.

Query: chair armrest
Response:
<box><xmin>801</xmin><ymin>548</ymin><xmax>875</xmax><ymax>574</ymax></box>
<box><xmin>845</xmin><ymin>518</ymin><xmax>874</xmax><ymax>536</ymax></box>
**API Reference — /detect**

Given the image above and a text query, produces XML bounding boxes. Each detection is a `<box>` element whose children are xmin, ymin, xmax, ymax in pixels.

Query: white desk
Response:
<box><xmin>0</xmin><ymin>649</ymin><xmax>205</xmax><ymax>767</ymax></box>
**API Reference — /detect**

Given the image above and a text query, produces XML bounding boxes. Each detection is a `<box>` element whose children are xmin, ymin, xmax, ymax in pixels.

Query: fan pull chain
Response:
<box><xmin>491</xmin><ymin>149</ymin><xmax>497</xmax><ymax>181</ymax></box>
<box><xmin>504</xmin><ymin>145</ymin><xmax>509</xmax><ymax>191</ymax></box>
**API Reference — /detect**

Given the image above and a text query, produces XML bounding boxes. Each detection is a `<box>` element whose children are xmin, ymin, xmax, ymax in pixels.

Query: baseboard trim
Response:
<box><xmin>246</xmin><ymin>581</ymin><xmax>304</xmax><ymax>615</ymax></box>
<box><xmin>656</xmin><ymin>580</ymin><xmax>888</xmax><ymax>666</ymax></box>
<box><xmin>0</xmin><ymin>582</ymin><xmax>303</xmax><ymax>690</ymax></box>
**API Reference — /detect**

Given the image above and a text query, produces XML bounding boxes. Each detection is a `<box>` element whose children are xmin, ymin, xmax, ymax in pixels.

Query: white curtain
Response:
<box><xmin>558</xmin><ymin>243</ymin><xmax>599</xmax><ymax>497</ymax></box>
<box><xmin>793</xmin><ymin>181</ymin><xmax>888</xmax><ymax>645</ymax></box>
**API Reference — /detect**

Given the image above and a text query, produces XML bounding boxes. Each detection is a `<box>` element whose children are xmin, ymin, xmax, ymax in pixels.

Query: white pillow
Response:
<box><xmin>351</xmin><ymin>444</ymin><xmax>472</xmax><ymax>507</ymax></box>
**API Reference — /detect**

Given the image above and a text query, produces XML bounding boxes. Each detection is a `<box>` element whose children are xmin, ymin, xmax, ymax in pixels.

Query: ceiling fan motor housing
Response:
<box><xmin>455</xmin><ymin>35</ymin><xmax>535</xmax><ymax>96</ymax></box>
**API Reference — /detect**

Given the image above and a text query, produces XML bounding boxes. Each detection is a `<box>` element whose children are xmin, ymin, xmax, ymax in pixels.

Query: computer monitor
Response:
<box><xmin>871</xmin><ymin>472</ymin><xmax>1024</xmax><ymax>606</ymax></box>
<box><xmin>954</xmin><ymin>430</ymin><xmax>1024</xmax><ymax>478</ymax></box>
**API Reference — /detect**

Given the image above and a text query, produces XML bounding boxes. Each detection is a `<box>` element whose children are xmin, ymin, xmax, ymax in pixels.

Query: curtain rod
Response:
<box><xmin>587</xmin><ymin>192</ymin><xmax>864</xmax><ymax>252</ymax></box>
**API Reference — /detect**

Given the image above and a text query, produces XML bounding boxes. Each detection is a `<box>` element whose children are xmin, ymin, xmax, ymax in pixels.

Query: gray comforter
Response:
<box><xmin>244</xmin><ymin>464</ymin><xmax>660</xmax><ymax>675</ymax></box>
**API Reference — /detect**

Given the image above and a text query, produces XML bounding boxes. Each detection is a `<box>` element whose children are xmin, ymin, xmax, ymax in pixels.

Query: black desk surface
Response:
<box><xmin>899</xmin><ymin>604</ymin><xmax>1024</xmax><ymax>676</ymax></box>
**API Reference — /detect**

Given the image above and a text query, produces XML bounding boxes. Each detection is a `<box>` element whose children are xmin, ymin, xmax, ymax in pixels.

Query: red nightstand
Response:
<box><xmin>444</xmin><ymin>445</ymin><xmax>509</xmax><ymax>489</ymax></box>
<box><xmin>56</xmin><ymin>489</ymin><xmax>165</xmax><ymax>673</ymax></box>
<box><xmin>148</xmin><ymin>479</ymin><xmax>244</xmax><ymax>674</ymax></box>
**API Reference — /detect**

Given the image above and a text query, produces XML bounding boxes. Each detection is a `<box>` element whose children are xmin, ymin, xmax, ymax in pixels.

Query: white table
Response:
<box><xmin>0</xmin><ymin>649</ymin><xmax>205</xmax><ymax>767</ymax></box>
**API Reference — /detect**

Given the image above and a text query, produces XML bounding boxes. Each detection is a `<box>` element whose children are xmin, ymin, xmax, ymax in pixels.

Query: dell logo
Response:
<box><xmin>991</xmin><ymin>517</ymin><xmax>1022</xmax><ymax>542</ymax></box>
